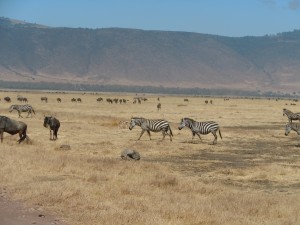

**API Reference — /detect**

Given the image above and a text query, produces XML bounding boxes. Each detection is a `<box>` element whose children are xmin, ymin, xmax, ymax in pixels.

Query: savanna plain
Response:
<box><xmin>0</xmin><ymin>91</ymin><xmax>300</xmax><ymax>225</ymax></box>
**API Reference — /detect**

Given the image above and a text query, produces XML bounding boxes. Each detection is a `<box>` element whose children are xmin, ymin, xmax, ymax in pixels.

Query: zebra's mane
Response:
<box><xmin>283</xmin><ymin>108</ymin><xmax>292</xmax><ymax>113</ymax></box>
<box><xmin>132</xmin><ymin>117</ymin><xmax>145</xmax><ymax>120</ymax></box>
<box><xmin>183</xmin><ymin>117</ymin><xmax>196</xmax><ymax>123</ymax></box>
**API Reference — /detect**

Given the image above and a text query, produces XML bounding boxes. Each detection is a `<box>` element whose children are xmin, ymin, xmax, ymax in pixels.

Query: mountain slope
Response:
<box><xmin>0</xmin><ymin>17</ymin><xmax>299</xmax><ymax>91</ymax></box>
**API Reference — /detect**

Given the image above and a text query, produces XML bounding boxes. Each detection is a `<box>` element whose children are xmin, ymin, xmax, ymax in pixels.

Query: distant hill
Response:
<box><xmin>0</xmin><ymin>17</ymin><xmax>299</xmax><ymax>92</ymax></box>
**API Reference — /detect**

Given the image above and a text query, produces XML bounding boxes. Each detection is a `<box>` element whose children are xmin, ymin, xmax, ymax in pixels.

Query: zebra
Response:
<box><xmin>285</xmin><ymin>122</ymin><xmax>300</xmax><ymax>146</ymax></box>
<box><xmin>283</xmin><ymin>108</ymin><xmax>300</xmax><ymax>123</ymax></box>
<box><xmin>129</xmin><ymin>117</ymin><xmax>173</xmax><ymax>141</ymax></box>
<box><xmin>9</xmin><ymin>105</ymin><xmax>35</xmax><ymax>118</ymax></box>
<box><xmin>178</xmin><ymin>117</ymin><xmax>222</xmax><ymax>145</ymax></box>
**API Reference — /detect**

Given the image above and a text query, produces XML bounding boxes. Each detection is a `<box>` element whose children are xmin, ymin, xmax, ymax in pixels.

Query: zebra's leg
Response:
<box><xmin>191</xmin><ymin>132</ymin><xmax>195</xmax><ymax>142</ymax></box>
<box><xmin>26</xmin><ymin>111</ymin><xmax>30</xmax><ymax>118</ymax></box>
<box><xmin>162</xmin><ymin>131</ymin><xmax>166</xmax><ymax>141</ymax></box>
<box><xmin>146</xmin><ymin>130</ymin><xmax>151</xmax><ymax>140</ymax></box>
<box><xmin>138</xmin><ymin>129</ymin><xmax>146</xmax><ymax>140</ymax></box>
<box><xmin>196</xmin><ymin>133</ymin><xmax>202</xmax><ymax>141</ymax></box>
<box><xmin>18</xmin><ymin>111</ymin><xmax>23</xmax><ymax>118</ymax></box>
<box><xmin>297</xmin><ymin>135</ymin><xmax>300</xmax><ymax>147</ymax></box>
<box><xmin>211</xmin><ymin>131</ymin><xmax>218</xmax><ymax>145</ymax></box>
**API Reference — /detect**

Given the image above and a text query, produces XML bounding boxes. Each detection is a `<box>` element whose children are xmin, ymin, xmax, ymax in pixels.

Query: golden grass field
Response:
<box><xmin>0</xmin><ymin>90</ymin><xmax>300</xmax><ymax>225</ymax></box>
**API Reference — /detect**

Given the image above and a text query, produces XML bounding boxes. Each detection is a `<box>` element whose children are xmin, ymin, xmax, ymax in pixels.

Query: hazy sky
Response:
<box><xmin>0</xmin><ymin>0</ymin><xmax>299</xmax><ymax>37</ymax></box>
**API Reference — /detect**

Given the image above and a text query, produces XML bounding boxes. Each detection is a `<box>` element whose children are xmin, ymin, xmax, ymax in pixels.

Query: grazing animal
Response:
<box><xmin>71</xmin><ymin>98</ymin><xmax>77</xmax><ymax>102</ymax></box>
<box><xmin>77</xmin><ymin>98</ymin><xmax>82</xmax><ymax>102</ymax></box>
<box><xmin>43</xmin><ymin>116</ymin><xmax>60</xmax><ymax>140</ymax></box>
<box><xmin>283</xmin><ymin>108</ymin><xmax>300</xmax><ymax>123</ymax></box>
<box><xmin>17</xmin><ymin>96</ymin><xmax>28</xmax><ymax>103</ymax></box>
<box><xmin>9</xmin><ymin>105</ymin><xmax>35</xmax><ymax>118</ymax></box>
<box><xmin>0</xmin><ymin>116</ymin><xmax>30</xmax><ymax>143</ymax></box>
<box><xmin>41</xmin><ymin>97</ymin><xmax>48</xmax><ymax>103</ymax></box>
<box><xmin>285</xmin><ymin>122</ymin><xmax>300</xmax><ymax>146</ymax></box>
<box><xmin>157</xmin><ymin>103</ymin><xmax>161</xmax><ymax>112</ymax></box>
<box><xmin>97</xmin><ymin>97</ymin><xmax>103</xmax><ymax>102</ymax></box>
<box><xmin>57</xmin><ymin>98</ymin><xmax>62</xmax><ymax>103</ymax></box>
<box><xmin>4</xmin><ymin>97</ymin><xmax>11</xmax><ymax>102</ymax></box>
<box><xmin>129</xmin><ymin>117</ymin><xmax>173</xmax><ymax>141</ymax></box>
<box><xmin>178</xmin><ymin>117</ymin><xmax>222</xmax><ymax>145</ymax></box>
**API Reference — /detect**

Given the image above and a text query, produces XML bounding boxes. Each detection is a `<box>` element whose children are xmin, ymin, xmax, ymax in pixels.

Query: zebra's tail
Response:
<box><xmin>169</xmin><ymin>125</ymin><xmax>173</xmax><ymax>136</ymax></box>
<box><xmin>219</xmin><ymin>128</ymin><xmax>223</xmax><ymax>139</ymax></box>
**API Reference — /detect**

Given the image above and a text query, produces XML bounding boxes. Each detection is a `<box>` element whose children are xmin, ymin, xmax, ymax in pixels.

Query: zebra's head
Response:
<box><xmin>178</xmin><ymin>118</ymin><xmax>194</xmax><ymax>130</ymax></box>
<box><xmin>285</xmin><ymin>123</ymin><xmax>292</xmax><ymax>136</ymax></box>
<box><xmin>8</xmin><ymin>105</ymin><xmax>16</xmax><ymax>112</ymax></box>
<box><xmin>283</xmin><ymin>108</ymin><xmax>287</xmax><ymax>116</ymax></box>
<box><xmin>129</xmin><ymin>118</ymin><xmax>137</xmax><ymax>130</ymax></box>
<box><xmin>178</xmin><ymin>118</ymin><xmax>186</xmax><ymax>130</ymax></box>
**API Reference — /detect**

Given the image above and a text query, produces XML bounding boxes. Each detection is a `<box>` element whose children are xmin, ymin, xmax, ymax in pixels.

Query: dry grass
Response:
<box><xmin>0</xmin><ymin>91</ymin><xmax>300</xmax><ymax>225</ymax></box>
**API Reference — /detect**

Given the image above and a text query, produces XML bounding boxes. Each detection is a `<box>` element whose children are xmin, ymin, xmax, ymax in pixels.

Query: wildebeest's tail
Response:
<box><xmin>219</xmin><ymin>128</ymin><xmax>223</xmax><ymax>139</ymax></box>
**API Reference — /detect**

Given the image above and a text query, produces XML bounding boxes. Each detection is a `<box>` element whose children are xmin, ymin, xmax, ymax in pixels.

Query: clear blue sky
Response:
<box><xmin>0</xmin><ymin>0</ymin><xmax>299</xmax><ymax>37</ymax></box>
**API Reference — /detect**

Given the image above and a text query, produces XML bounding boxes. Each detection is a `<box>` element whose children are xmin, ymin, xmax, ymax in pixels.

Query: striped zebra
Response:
<box><xmin>178</xmin><ymin>117</ymin><xmax>222</xmax><ymax>145</ymax></box>
<box><xmin>283</xmin><ymin>108</ymin><xmax>300</xmax><ymax>123</ymax></box>
<box><xmin>129</xmin><ymin>117</ymin><xmax>173</xmax><ymax>141</ymax></box>
<box><xmin>9</xmin><ymin>105</ymin><xmax>35</xmax><ymax>118</ymax></box>
<box><xmin>285</xmin><ymin>122</ymin><xmax>300</xmax><ymax>146</ymax></box>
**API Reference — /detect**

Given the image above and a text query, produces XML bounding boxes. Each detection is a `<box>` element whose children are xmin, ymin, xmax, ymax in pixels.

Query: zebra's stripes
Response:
<box><xmin>9</xmin><ymin>105</ymin><xmax>35</xmax><ymax>118</ymax></box>
<box><xmin>178</xmin><ymin>117</ymin><xmax>222</xmax><ymax>145</ymax></box>
<box><xmin>285</xmin><ymin>122</ymin><xmax>300</xmax><ymax>146</ymax></box>
<box><xmin>283</xmin><ymin>108</ymin><xmax>300</xmax><ymax>123</ymax></box>
<box><xmin>129</xmin><ymin>117</ymin><xmax>173</xmax><ymax>141</ymax></box>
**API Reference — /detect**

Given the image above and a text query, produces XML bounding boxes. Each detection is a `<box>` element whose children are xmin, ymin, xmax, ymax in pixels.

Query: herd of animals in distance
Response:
<box><xmin>0</xmin><ymin>94</ymin><xmax>300</xmax><ymax>147</ymax></box>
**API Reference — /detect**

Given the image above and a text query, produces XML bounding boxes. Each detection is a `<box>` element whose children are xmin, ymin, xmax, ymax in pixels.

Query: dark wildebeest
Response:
<box><xmin>4</xmin><ymin>97</ymin><xmax>11</xmax><ymax>102</ymax></box>
<box><xmin>97</xmin><ymin>97</ymin><xmax>103</xmax><ymax>102</ymax></box>
<box><xmin>57</xmin><ymin>98</ymin><xmax>62</xmax><ymax>103</ymax></box>
<box><xmin>0</xmin><ymin>116</ymin><xmax>30</xmax><ymax>143</ymax></box>
<box><xmin>157</xmin><ymin>103</ymin><xmax>161</xmax><ymax>112</ymax></box>
<box><xmin>41</xmin><ymin>97</ymin><xmax>48</xmax><ymax>103</ymax></box>
<box><xmin>43</xmin><ymin>116</ymin><xmax>60</xmax><ymax>140</ymax></box>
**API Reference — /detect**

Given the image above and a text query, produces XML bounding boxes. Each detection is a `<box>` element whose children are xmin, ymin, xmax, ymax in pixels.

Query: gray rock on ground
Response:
<box><xmin>121</xmin><ymin>149</ymin><xmax>140</xmax><ymax>160</ymax></box>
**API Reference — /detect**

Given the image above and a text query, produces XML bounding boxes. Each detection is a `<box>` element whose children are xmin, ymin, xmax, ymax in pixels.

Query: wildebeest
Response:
<box><xmin>97</xmin><ymin>97</ymin><xmax>103</xmax><ymax>102</ymax></box>
<box><xmin>43</xmin><ymin>116</ymin><xmax>60</xmax><ymax>140</ymax></box>
<box><xmin>4</xmin><ymin>97</ymin><xmax>11</xmax><ymax>102</ymax></box>
<box><xmin>41</xmin><ymin>97</ymin><xmax>48</xmax><ymax>103</ymax></box>
<box><xmin>57</xmin><ymin>98</ymin><xmax>62</xmax><ymax>103</ymax></box>
<box><xmin>0</xmin><ymin>116</ymin><xmax>30</xmax><ymax>143</ymax></box>
<box><xmin>157</xmin><ymin>103</ymin><xmax>161</xmax><ymax>112</ymax></box>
